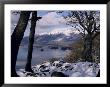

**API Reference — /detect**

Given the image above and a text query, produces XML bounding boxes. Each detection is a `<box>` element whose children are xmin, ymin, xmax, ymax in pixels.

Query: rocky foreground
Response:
<box><xmin>17</xmin><ymin>61</ymin><xmax>99</xmax><ymax>77</ymax></box>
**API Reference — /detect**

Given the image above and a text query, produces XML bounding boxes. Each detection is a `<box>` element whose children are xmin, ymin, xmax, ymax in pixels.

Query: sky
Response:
<box><xmin>11</xmin><ymin>10</ymin><xmax>100</xmax><ymax>37</ymax></box>
<box><xmin>11</xmin><ymin>11</ymin><xmax>76</xmax><ymax>37</ymax></box>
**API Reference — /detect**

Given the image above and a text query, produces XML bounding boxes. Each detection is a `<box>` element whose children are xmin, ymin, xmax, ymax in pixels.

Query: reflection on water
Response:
<box><xmin>16</xmin><ymin>46</ymin><xmax>70</xmax><ymax>69</ymax></box>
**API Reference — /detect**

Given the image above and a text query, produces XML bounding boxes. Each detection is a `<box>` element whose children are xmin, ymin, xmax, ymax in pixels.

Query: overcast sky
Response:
<box><xmin>11</xmin><ymin>11</ymin><xmax>75</xmax><ymax>37</ymax></box>
<box><xmin>11</xmin><ymin>10</ymin><xmax>100</xmax><ymax>37</ymax></box>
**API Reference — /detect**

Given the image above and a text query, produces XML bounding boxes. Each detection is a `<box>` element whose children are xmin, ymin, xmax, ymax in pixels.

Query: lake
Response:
<box><xmin>16</xmin><ymin>46</ymin><xmax>71</xmax><ymax>69</ymax></box>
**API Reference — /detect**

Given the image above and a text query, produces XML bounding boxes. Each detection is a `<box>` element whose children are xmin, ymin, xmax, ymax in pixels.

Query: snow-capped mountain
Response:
<box><xmin>39</xmin><ymin>28</ymin><xmax>80</xmax><ymax>36</ymax></box>
<box><xmin>21</xmin><ymin>32</ymin><xmax>81</xmax><ymax>46</ymax></box>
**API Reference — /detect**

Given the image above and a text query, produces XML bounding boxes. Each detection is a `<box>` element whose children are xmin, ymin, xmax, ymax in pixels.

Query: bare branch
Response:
<box><xmin>85</xmin><ymin>11</ymin><xmax>88</xmax><ymax>19</ymax></box>
<box><xmin>92</xmin><ymin>31</ymin><xmax>100</xmax><ymax>40</ymax></box>
<box><xmin>74</xmin><ymin>12</ymin><xmax>88</xmax><ymax>32</ymax></box>
<box><xmin>92</xmin><ymin>21</ymin><xmax>100</xmax><ymax>33</ymax></box>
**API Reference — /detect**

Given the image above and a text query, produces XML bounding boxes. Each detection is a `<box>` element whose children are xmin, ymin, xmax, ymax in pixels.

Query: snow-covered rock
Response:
<box><xmin>17</xmin><ymin>61</ymin><xmax>100</xmax><ymax>77</ymax></box>
<box><xmin>71</xmin><ymin>72</ymin><xmax>83</xmax><ymax>77</ymax></box>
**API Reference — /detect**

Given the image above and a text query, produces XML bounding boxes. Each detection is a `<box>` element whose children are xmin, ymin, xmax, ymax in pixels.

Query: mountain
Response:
<box><xmin>21</xmin><ymin>32</ymin><xmax>81</xmax><ymax>47</ymax></box>
<box><xmin>39</xmin><ymin>28</ymin><xmax>80</xmax><ymax>36</ymax></box>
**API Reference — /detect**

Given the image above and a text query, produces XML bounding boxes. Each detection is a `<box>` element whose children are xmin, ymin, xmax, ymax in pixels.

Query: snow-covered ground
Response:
<box><xmin>17</xmin><ymin>61</ymin><xmax>99</xmax><ymax>77</ymax></box>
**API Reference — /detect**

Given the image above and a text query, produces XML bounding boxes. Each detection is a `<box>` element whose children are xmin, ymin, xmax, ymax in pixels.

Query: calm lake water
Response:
<box><xmin>16</xmin><ymin>46</ymin><xmax>70</xmax><ymax>69</ymax></box>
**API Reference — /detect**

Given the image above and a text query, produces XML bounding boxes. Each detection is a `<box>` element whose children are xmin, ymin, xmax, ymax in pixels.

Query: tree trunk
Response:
<box><xmin>83</xmin><ymin>33</ymin><xmax>93</xmax><ymax>62</ymax></box>
<box><xmin>96</xmin><ymin>70</ymin><xmax>100</xmax><ymax>77</ymax></box>
<box><xmin>11</xmin><ymin>11</ymin><xmax>31</xmax><ymax>77</ymax></box>
<box><xmin>25</xmin><ymin>11</ymin><xmax>37</xmax><ymax>72</ymax></box>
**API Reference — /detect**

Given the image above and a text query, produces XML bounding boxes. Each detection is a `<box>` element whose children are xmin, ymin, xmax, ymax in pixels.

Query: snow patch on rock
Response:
<box><xmin>17</xmin><ymin>61</ymin><xmax>99</xmax><ymax>77</ymax></box>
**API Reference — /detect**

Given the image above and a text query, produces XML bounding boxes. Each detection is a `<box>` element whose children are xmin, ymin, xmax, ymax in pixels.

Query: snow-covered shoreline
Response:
<box><xmin>17</xmin><ymin>61</ymin><xmax>99</xmax><ymax>77</ymax></box>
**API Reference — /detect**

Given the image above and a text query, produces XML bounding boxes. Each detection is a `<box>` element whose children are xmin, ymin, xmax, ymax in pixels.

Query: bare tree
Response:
<box><xmin>64</xmin><ymin>11</ymin><xmax>100</xmax><ymax>62</ymax></box>
<box><xmin>11</xmin><ymin>11</ymin><xmax>31</xmax><ymax>76</ymax></box>
<box><xmin>25</xmin><ymin>11</ymin><xmax>37</xmax><ymax>72</ymax></box>
<box><xmin>25</xmin><ymin>11</ymin><xmax>42</xmax><ymax>72</ymax></box>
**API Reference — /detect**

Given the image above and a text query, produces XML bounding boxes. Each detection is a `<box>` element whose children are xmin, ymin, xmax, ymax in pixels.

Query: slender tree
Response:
<box><xmin>11</xmin><ymin>11</ymin><xmax>31</xmax><ymax>76</ymax></box>
<box><xmin>25</xmin><ymin>11</ymin><xmax>37</xmax><ymax>72</ymax></box>
<box><xmin>25</xmin><ymin>11</ymin><xmax>42</xmax><ymax>72</ymax></box>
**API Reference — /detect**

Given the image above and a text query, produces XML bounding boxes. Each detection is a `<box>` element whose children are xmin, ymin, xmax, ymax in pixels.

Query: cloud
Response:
<box><xmin>11</xmin><ymin>11</ymin><xmax>20</xmax><ymax>33</ymax></box>
<box><xmin>34</xmin><ymin>12</ymin><xmax>69</xmax><ymax>35</ymax></box>
<box><xmin>37</xmin><ymin>12</ymin><xmax>66</xmax><ymax>27</ymax></box>
<box><xmin>11</xmin><ymin>11</ymin><xmax>70</xmax><ymax>37</ymax></box>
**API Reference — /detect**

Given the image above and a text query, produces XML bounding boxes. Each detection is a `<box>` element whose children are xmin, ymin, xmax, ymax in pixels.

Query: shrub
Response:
<box><xmin>64</xmin><ymin>34</ymin><xmax>100</xmax><ymax>63</ymax></box>
<box><xmin>92</xmin><ymin>34</ymin><xmax>100</xmax><ymax>63</ymax></box>
<box><xmin>64</xmin><ymin>39</ymin><xmax>84</xmax><ymax>63</ymax></box>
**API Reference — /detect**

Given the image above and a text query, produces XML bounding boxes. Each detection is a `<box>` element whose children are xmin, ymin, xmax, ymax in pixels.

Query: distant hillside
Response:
<box><xmin>21</xmin><ymin>32</ymin><xmax>81</xmax><ymax>47</ymax></box>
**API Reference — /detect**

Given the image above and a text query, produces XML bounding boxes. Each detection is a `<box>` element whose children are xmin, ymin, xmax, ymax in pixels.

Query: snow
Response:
<box><xmin>17</xmin><ymin>61</ymin><xmax>99</xmax><ymax>77</ymax></box>
<box><xmin>71</xmin><ymin>72</ymin><xmax>82</xmax><ymax>77</ymax></box>
<box><xmin>39</xmin><ymin>28</ymin><xmax>80</xmax><ymax>36</ymax></box>
<box><xmin>54</xmin><ymin>38</ymin><xmax>63</xmax><ymax>41</ymax></box>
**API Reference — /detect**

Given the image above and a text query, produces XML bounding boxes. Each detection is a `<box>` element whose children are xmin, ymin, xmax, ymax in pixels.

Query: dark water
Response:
<box><xmin>16</xmin><ymin>46</ymin><xmax>70</xmax><ymax>69</ymax></box>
